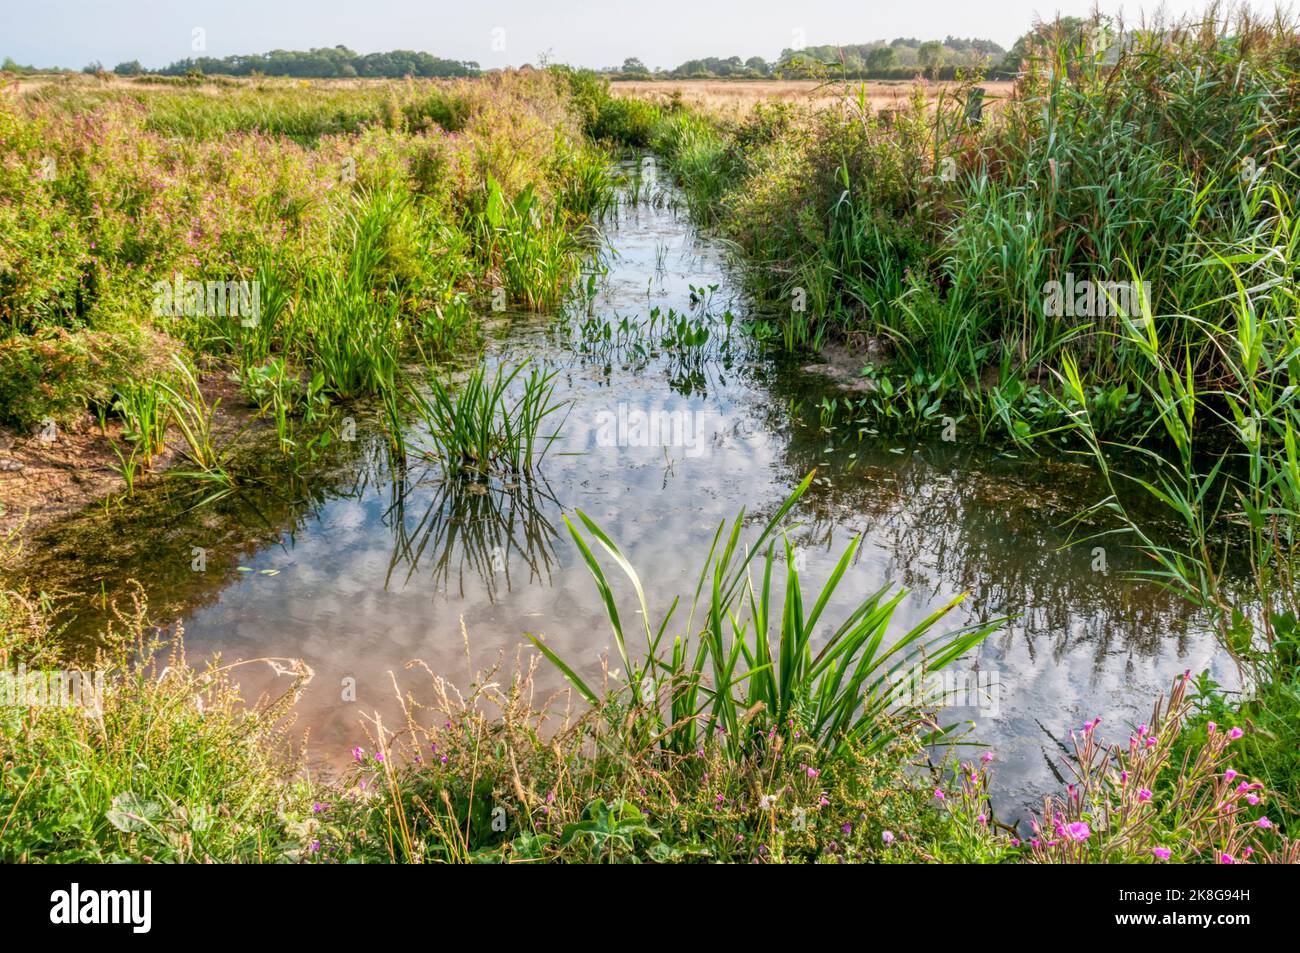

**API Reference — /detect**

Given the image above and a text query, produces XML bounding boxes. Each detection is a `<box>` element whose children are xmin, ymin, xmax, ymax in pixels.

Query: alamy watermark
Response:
<box><xmin>889</xmin><ymin>665</ymin><xmax>1001</xmax><ymax>717</ymax></box>
<box><xmin>152</xmin><ymin>273</ymin><xmax>261</xmax><ymax>327</ymax></box>
<box><xmin>1042</xmin><ymin>273</ymin><xmax>1150</xmax><ymax>320</ymax></box>
<box><xmin>592</xmin><ymin>402</ymin><xmax>717</xmax><ymax>459</ymax></box>
<box><xmin>1</xmin><ymin>665</ymin><xmax>106</xmax><ymax>715</ymax></box>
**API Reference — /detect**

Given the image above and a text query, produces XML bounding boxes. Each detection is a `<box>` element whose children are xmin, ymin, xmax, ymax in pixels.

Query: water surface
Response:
<box><xmin>31</xmin><ymin>157</ymin><xmax>1240</xmax><ymax>822</ymax></box>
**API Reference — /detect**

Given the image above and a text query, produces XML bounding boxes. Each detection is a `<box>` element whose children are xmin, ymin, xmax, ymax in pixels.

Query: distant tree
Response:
<box><xmin>744</xmin><ymin>55</ymin><xmax>770</xmax><ymax>76</ymax></box>
<box><xmin>621</xmin><ymin>56</ymin><xmax>650</xmax><ymax>75</ymax></box>
<box><xmin>82</xmin><ymin>60</ymin><xmax>104</xmax><ymax>74</ymax></box>
<box><xmin>917</xmin><ymin>41</ymin><xmax>945</xmax><ymax>74</ymax></box>
<box><xmin>113</xmin><ymin>60</ymin><xmax>143</xmax><ymax>76</ymax></box>
<box><xmin>155</xmin><ymin>45</ymin><xmax>479</xmax><ymax>79</ymax></box>
<box><xmin>865</xmin><ymin>46</ymin><xmax>897</xmax><ymax>71</ymax></box>
<box><xmin>1001</xmin><ymin>16</ymin><xmax>1088</xmax><ymax>70</ymax></box>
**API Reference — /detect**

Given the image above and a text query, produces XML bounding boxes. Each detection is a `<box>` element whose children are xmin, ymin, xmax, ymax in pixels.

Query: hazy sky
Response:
<box><xmin>0</xmin><ymin>1</ymin><xmax>1255</xmax><ymax>71</ymax></box>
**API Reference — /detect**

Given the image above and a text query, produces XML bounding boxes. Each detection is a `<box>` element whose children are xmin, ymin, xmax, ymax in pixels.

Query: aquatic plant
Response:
<box><xmin>528</xmin><ymin>473</ymin><xmax>1002</xmax><ymax>759</ymax></box>
<box><xmin>403</xmin><ymin>359</ymin><xmax>567</xmax><ymax>478</ymax></box>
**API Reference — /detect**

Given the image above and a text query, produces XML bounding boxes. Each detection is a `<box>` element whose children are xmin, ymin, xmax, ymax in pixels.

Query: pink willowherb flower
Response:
<box><xmin>1220</xmin><ymin>853</ymin><xmax>1236</xmax><ymax>864</ymax></box>
<box><xmin>1138</xmin><ymin>788</ymin><xmax>1153</xmax><ymax>802</ymax></box>
<box><xmin>1257</xmin><ymin>817</ymin><xmax>1273</xmax><ymax>829</ymax></box>
<box><xmin>1152</xmin><ymin>847</ymin><xmax>1172</xmax><ymax>861</ymax></box>
<box><xmin>1229</xmin><ymin>727</ymin><xmax>1244</xmax><ymax>739</ymax></box>
<box><xmin>934</xmin><ymin>789</ymin><xmax>945</xmax><ymax>801</ymax></box>
<box><xmin>1066</xmin><ymin>822</ymin><xmax>1091</xmax><ymax>842</ymax></box>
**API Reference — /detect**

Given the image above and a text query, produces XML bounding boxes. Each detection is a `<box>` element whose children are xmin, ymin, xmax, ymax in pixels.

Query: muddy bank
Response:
<box><xmin>0</xmin><ymin>369</ymin><xmax>270</xmax><ymax>539</ymax></box>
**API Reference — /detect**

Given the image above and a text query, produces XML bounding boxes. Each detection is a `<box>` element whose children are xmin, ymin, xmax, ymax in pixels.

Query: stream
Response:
<box><xmin>27</xmin><ymin>156</ymin><xmax>1241</xmax><ymax>823</ymax></box>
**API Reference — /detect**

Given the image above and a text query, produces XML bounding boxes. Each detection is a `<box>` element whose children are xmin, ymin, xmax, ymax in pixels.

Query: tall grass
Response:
<box><xmin>1055</xmin><ymin>243</ymin><xmax>1300</xmax><ymax>827</ymax></box>
<box><xmin>402</xmin><ymin>359</ymin><xmax>567</xmax><ymax>478</ymax></box>
<box><xmin>0</xmin><ymin>587</ymin><xmax>315</xmax><ymax>863</ymax></box>
<box><xmin>593</xmin><ymin>9</ymin><xmax>1300</xmax><ymax>455</ymax></box>
<box><xmin>112</xmin><ymin>376</ymin><xmax>170</xmax><ymax>463</ymax></box>
<box><xmin>529</xmin><ymin>473</ymin><xmax>1003</xmax><ymax>759</ymax></box>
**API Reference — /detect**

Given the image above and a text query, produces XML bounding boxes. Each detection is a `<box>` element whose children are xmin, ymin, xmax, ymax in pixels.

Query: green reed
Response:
<box><xmin>529</xmin><ymin>473</ymin><xmax>1003</xmax><ymax>760</ymax></box>
<box><xmin>403</xmin><ymin>359</ymin><xmax>567</xmax><ymax>478</ymax></box>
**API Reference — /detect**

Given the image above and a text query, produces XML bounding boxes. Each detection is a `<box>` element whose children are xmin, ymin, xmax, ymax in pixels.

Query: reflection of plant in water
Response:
<box><xmin>553</xmin><ymin>305</ymin><xmax>741</xmax><ymax>400</ymax></box>
<box><xmin>384</xmin><ymin>473</ymin><xmax>561</xmax><ymax>602</ymax></box>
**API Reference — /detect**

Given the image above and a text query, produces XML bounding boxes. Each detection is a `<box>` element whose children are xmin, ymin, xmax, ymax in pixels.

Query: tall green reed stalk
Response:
<box><xmin>403</xmin><ymin>359</ymin><xmax>567</xmax><ymax>478</ymax></box>
<box><xmin>529</xmin><ymin>473</ymin><xmax>1003</xmax><ymax>760</ymax></box>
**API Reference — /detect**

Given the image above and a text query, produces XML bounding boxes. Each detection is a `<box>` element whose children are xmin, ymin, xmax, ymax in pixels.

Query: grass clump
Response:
<box><xmin>401</xmin><ymin>359</ymin><xmax>566</xmax><ymax>478</ymax></box>
<box><xmin>0</xmin><ymin>579</ymin><xmax>318</xmax><ymax>862</ymax></box>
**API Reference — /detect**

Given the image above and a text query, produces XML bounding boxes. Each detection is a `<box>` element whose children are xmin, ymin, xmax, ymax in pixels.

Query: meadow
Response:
<box><xmin>610</xmin><ymin>77</ymin><xmax>1018</xmax><ymax>115</ymax></box>
<box><xmin>1</xmin><ymin>7</ymin><xmax>1298</xmax><ymax>863</ymax></box>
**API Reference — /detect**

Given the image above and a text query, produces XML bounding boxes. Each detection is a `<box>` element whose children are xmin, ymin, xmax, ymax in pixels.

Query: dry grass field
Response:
<box><xmin>611</xmin><ymin>77</ymin><xmax>1017</xmax><ymax>113</ymax></box>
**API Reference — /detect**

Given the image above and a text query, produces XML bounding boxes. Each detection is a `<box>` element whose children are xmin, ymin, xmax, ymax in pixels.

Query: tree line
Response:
<box><xmin>4</xmin><ymin>20</ymin><xmax>1099</xmax><ymax>82</ymax></box>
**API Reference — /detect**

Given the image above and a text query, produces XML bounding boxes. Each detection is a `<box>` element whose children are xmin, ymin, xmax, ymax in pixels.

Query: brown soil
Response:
<box><xmin>0</xmin><ymin>369</ymin><xmax>256</xmax><ymax>540</ymax></box>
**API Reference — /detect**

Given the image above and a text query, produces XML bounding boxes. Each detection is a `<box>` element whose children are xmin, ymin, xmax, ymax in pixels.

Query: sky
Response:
<box><xmin>0</xmin><ymin>0</ymin><xmax>1266</xmax><ymax>71</ymax></box>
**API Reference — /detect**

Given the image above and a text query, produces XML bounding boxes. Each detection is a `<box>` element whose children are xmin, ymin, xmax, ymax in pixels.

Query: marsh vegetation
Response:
<box><xmin>1</xmin><ymin>6</ymin><xmax>1298</xmax><ymax>863</ymax></box>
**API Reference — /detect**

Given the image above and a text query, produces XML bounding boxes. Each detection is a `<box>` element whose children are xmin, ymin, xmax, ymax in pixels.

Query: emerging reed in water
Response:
<box><xmin>402</xmin><ymin>359</ymin><xmax>568</xmax><ymax>478</ymax></box>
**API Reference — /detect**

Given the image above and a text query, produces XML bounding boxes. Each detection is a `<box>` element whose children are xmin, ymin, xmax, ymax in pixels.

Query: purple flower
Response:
<box><xmin>1138</xmin><ymin>788</ymin><xmax>1152</xmax><ymax>802</ymax></box>
<box><xmin>934</xmin><ymin>789</ymin><xmax>945</xmax><ymax>801</ymax></box>
<box><xmin>981</xmin><ymin>751</ymin><xmax>994</xmax><ymax>764</ymax></box>
<box><xmin>1066</xmin><ymin>822</ymin><xmax>1091</xmax><ymax>842</ymax></box>
<box><xmin>312</xmin><ymin>802</ymin><xmax>325</xmax><ymax>814</ymax></box>
<box><xmin>1229</xmin><ymin>727</ymin><xmax>1244</xmax><ymax>740</ymax></box>
<box><xmin>350</xmin><ymin>745</ymin><xmax>364</xmax><ymax>763</ymax></box>
<box><xmin>1225</xmin><ymin>769</ymin><xmax>1238</xmax><ymax>782</ymax></box>
<box><xmin>882</xmin><ymin>830</ymin><xmax>895</xmax><ymax>845</ymax></box>
<box><xmin>1257</xmin><ymin>816</ymin><xmax>1273</xmax><ymax>829</ymax></box>
<box><xmin>1152</xmin><ymin>847</ymin><xmax>1172</xmax><ymax>861</ymax></box>
<box><xmin>309</xmin><ymin>839</ymin><xmax>320</xmax><ymax>853</ymax></box>
<box><xmin>1220</xmin><ymin>853</ymin><xmax>1236</xmax><ymax>864</ymax></box>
